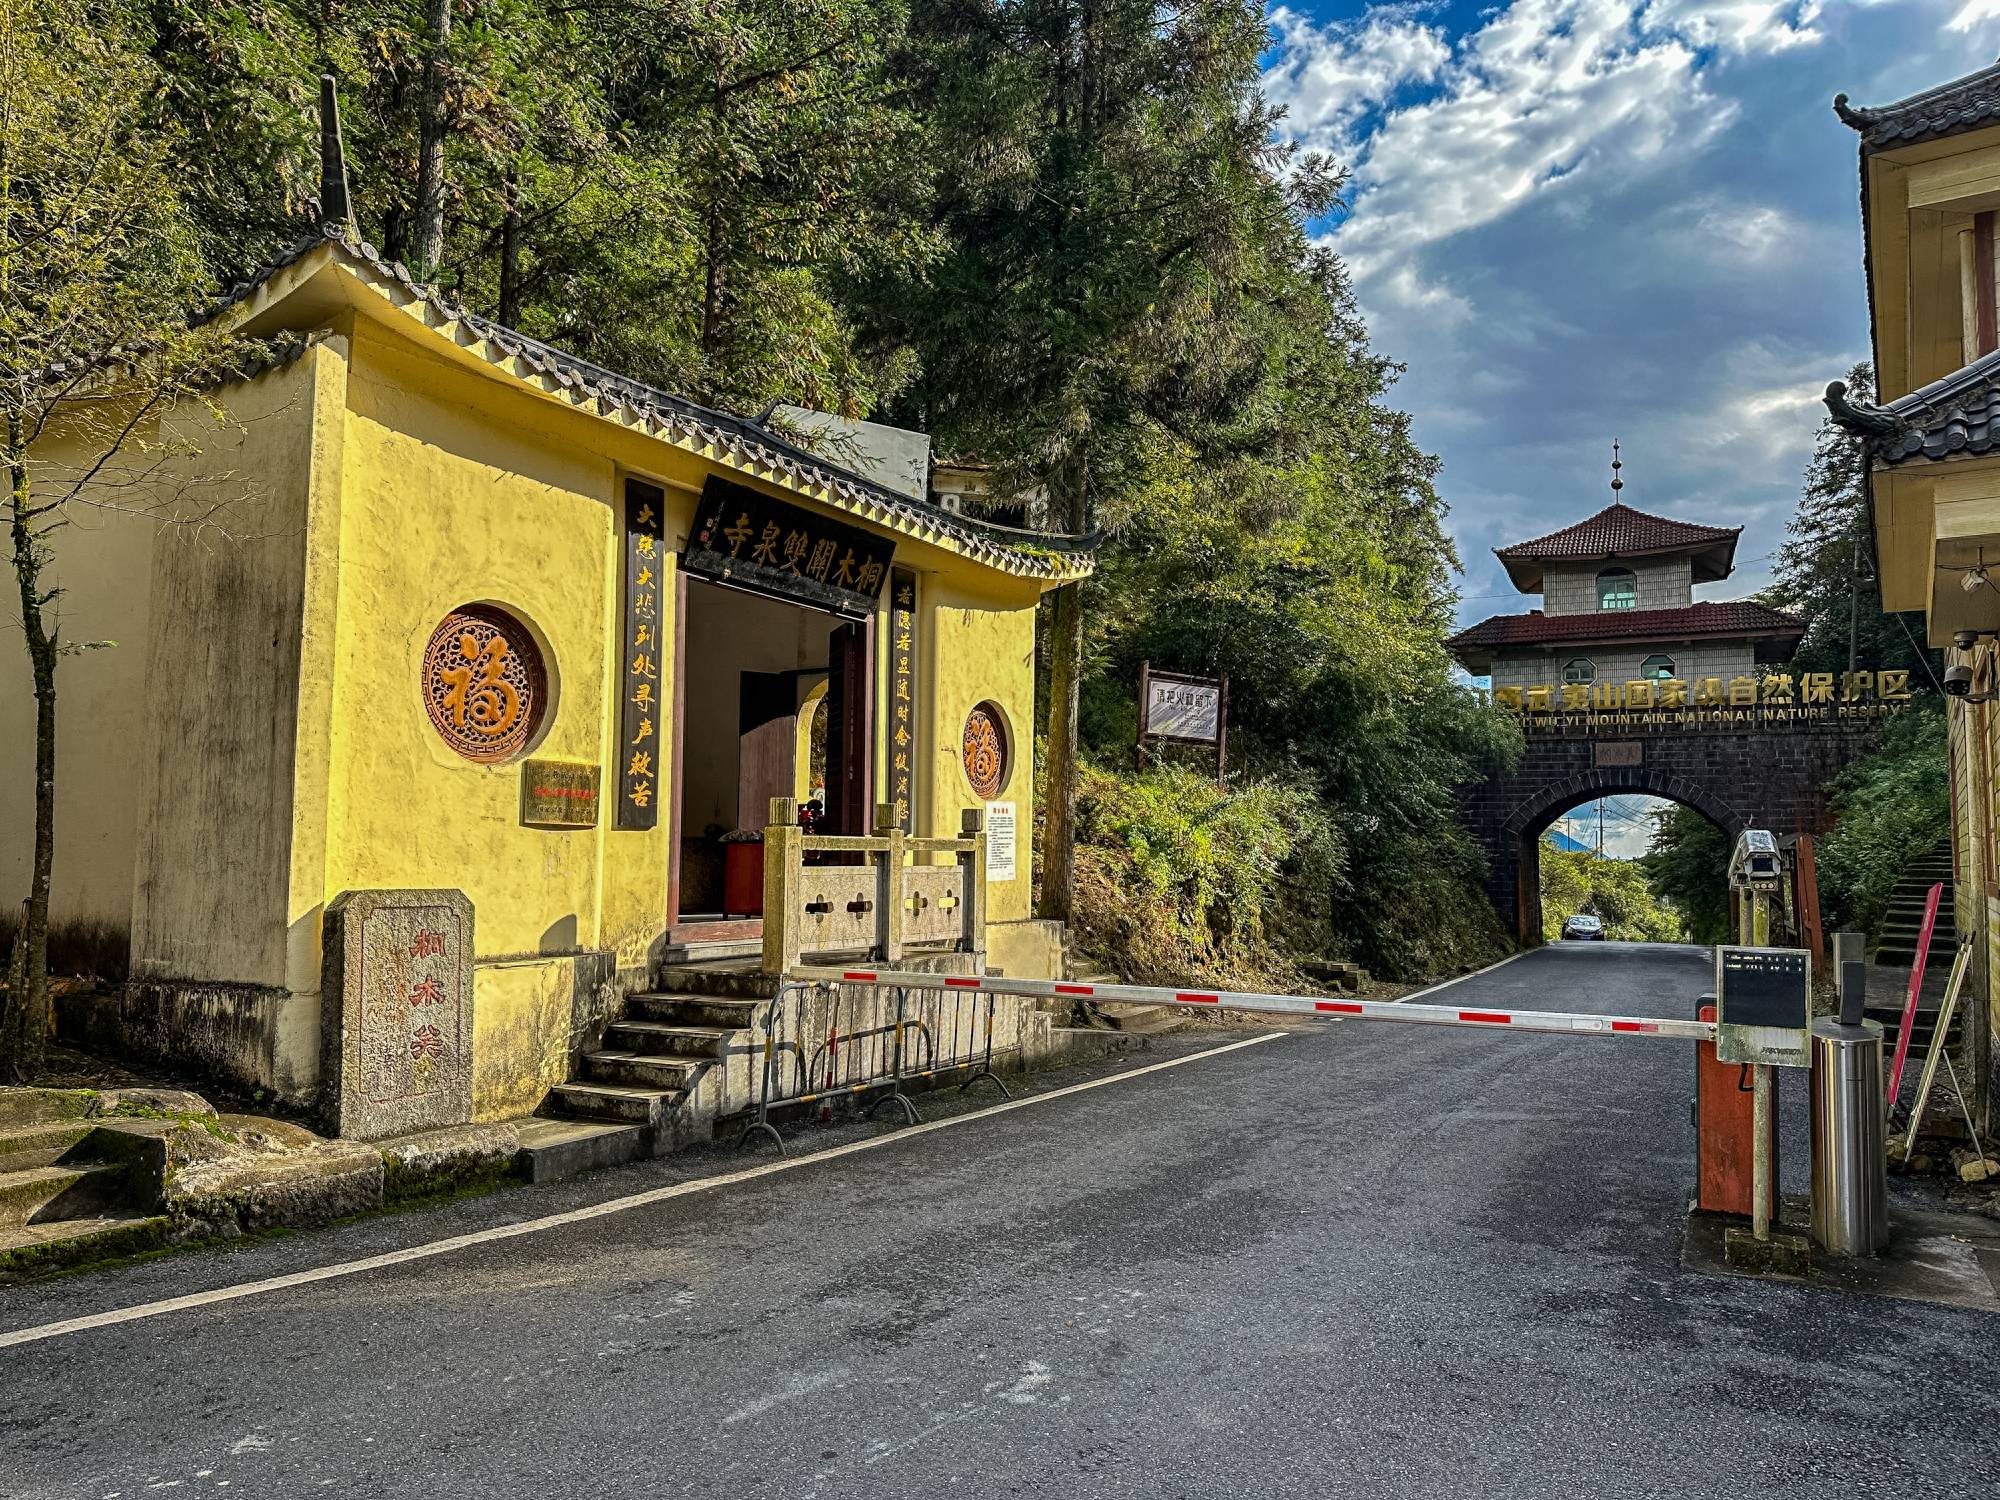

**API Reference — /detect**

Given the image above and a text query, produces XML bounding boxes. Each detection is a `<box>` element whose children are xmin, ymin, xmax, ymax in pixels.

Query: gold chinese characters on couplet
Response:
<box><xmin>888</xmin><ymin>567</ymin><xmax>917</xmax><ymax>832</ymax></box>
<box><xmin>617</xmin><ymin>479</ymin><xmax>667</xmax><ymax>829</ymax></box>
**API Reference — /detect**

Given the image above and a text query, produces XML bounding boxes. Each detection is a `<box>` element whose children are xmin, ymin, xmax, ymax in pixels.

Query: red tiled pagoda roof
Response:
<box><xmin>1494</xmin><ymin>503</ymin><xmax>1741</xmax><ymax>590</ymax></box>
<box><xmin>1447</xmin><ymin>600</ymin><xmax>1804</xmax><ymax>658</ymax></box>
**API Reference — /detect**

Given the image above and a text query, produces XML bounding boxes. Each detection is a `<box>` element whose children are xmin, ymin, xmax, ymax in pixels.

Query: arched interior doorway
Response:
<box><xmin>1504</xmin><ymin>773</ymin><xmax>1745</xmax><ymax>945</ymax></box>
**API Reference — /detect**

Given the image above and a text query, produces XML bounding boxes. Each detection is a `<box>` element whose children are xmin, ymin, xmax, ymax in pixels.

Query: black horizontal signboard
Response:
<box><xmin>682</xmin><ymin>475</ymin><xmax>893</xmax><ymax>620</ymax></box>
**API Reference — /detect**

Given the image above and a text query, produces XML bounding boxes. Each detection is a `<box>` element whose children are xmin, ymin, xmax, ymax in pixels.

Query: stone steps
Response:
<box><xmin>0</xmin><ymin>1161</ymin><xmax>131</xmax><ymax>1228</ymax></box>
<box><xmin>0</xmin><ymin>1121</ymin><xmax>94</xmax><ymax>1174</ymax></box>
<box><xmin>545</xmin><ymin>1081</ymin><xmax>682</xmax><ymax>1128</ymax></box>
<box><xmin>0</xmin><ymin>1215</ymin><xmax>171</xmax><ymax>1284</ymax></box>
<box><xmin>514</xmin><ymin>1119</ymin><xmax>648</xmax><ymax>1185</ymax></box>
<box><xmin>582</xmin><ymin>1050</ymin><xmax>709</xmax><ymax>1091</ymax></box>
<box><xmin>539</xmin><ymin>975</ymin><xmax>757</xmax><ymax>1148</ymax></box>
<box><xmin>600</xmin><ymin>1020</ymin><xmax>735</xmax><ymax>1058</ymax></box>
<box><xmin>626</xmin><ymin>994</ymin><xmax>764</xmax><ymax>1031</ymax></box>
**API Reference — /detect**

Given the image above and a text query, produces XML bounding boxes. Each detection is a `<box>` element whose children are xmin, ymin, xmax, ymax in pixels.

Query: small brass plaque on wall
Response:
<box><xmin>521</xmin><ymin>760</ymin><xmax>600</xmax><ymax>828</ymax></box>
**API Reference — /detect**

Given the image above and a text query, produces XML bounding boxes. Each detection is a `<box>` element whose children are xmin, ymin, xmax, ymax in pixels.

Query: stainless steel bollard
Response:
<box><xmin>1810</xmin><ymin>1016</ymin><xmax>1888</xmax><ymax>1257</ymax></box>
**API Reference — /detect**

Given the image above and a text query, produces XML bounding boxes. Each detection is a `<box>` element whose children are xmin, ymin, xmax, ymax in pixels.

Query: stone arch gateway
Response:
<box><xmin>1458</xmin><ymin>720</ymin><xmax>1887</xmax><ymax>944</ymax></box>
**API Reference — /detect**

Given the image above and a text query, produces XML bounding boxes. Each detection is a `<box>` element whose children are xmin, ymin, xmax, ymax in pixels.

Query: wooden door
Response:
<box><xmin>824</xmin><ymin>622</ymin><xmax>872</xmax><ymax>836</ymax></box>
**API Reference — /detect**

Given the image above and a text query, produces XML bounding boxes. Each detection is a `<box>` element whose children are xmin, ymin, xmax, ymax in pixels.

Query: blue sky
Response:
<box><xmin>1260</xmin><ymin>0</ymin><xmax>1998</xmax><ymax>628</ymax></box>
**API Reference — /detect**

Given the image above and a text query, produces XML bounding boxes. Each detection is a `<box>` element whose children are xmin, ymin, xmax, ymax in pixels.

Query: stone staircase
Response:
<box><xmin>1063</xmin><ymin>952</ymin><xmax>1188</xmax><ymax>1037</ymax></box>
<box><xmin>1864</xmin><ymin>840</ymin><xmax>1959</xmax><ymax>1058</ymax></box>
<box><xmin>518</xmin><ymin>963</ymin><xmax>775</xmax><ymax>1181</ymax></box>
<box><xmin>0</xmin><ymin>1096</ymin><xmax>169</xmax><ymax>1281</ymax></box>
<box><xmin>1873</xmin><ymin>840</ymin><xmax>1957</xmax><ymax>968</ymax></box>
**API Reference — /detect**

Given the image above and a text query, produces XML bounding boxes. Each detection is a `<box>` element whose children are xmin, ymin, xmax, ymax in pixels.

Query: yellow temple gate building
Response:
<box><xmin>0</xmin><ymin>223</ymin><xmax>1089</xmax><ymax>1145</ymax></box>
<box><xmin>1827</xmin><ymin>58</ymin><xmax>2000</xmax><ymax>1117</ymax></box>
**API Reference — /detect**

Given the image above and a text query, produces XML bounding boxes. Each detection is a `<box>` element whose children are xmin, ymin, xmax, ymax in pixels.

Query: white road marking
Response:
<box><xmin>0</xmin><ymin>1030</ymin><xmax>1287</xmax><ymax>1351</ymax></box>
<box><xmin>1389</xmin><ymin>947</ymin><xmax>1537</xmax><ymax>1004</ymax></box>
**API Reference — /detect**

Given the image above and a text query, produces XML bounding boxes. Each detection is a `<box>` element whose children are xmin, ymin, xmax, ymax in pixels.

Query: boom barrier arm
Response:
<box><xmin>795</xmin><ymin>967</ymin><xmax>1715</xmax><ymax>1042</ymax></box>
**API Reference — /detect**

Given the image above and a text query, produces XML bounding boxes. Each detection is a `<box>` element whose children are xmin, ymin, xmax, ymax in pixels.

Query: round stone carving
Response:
<box><xmin>421</xmin><ymin>605</ymin><xmax>545</xmax><ymax>763</ymax></box>
<box><xmin>962</xmin><ymin>703</ymin><xmax>1008</xmax><ymax>799</ymax></box>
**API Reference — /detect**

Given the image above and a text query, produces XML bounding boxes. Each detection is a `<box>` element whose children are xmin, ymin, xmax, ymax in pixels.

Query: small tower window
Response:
<box><xmin>1563</xmin><ymin>658</ymin><xmax>1596</xmax><ymax>684</ymax></box>
<box><xmin>1597</xmin><ymin>568</ymin><xmax>1637</xmax><ymax>610</ymax></box>
<box><xmin>1641</xmin><ymin>654</ymin><xmax>1676</xmax><ymax>680</ymax></box>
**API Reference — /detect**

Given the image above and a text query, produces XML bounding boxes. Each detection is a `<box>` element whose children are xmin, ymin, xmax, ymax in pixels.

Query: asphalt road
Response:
<box><xmin>3</xmin><ymin>943</ymin><xmax>1996</xmax><ymax>1499</ymax></box>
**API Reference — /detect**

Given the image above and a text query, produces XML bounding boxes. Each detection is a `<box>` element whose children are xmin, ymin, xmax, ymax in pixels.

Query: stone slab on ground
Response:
<box><xmin>165</xmin><ymin>1139</ymin><xmax>385</xmax><ymax>1240</ymax></box>
<box><xmin>516</xmin><ymin>1119</ymin><xmax>650</xmax><ymax>1184</ymax></box>
<box><xmin>0</xmin><ymin>1090</ymin><xmax>95</xmax><ymax>1129</ymax></box>
<box><xmin>1684</xmin><ymin>1197</ymin><xmax>2000</xmax><ymax>1311</ymax></box>
<box><xmin>377</xmin><ymin>1121</ymin><xmax>523</xmax><ymax>1201</ymax></box>
<box><xmin>0</xmin><ymin>1215</ymin><xmax>171</xmax><ymax>1284</ymax></box>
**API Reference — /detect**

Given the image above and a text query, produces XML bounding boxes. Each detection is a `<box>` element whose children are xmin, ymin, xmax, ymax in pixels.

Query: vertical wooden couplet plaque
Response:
<box><xmin>618</xmin><ymin>479</ymin><xmax>666</xmax><ymax>829</ymax></box>
<box><xmin>888</xmin><ymin>567</ymin><xmax>918</xmax><ymax>832</ymax></box>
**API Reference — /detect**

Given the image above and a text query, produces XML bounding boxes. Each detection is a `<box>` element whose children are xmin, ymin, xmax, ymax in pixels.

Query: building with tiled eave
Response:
<box><xmin>1447</xmin><ymin>498</ymin><xmax>1804</xmax><ymax>700</ymax></box>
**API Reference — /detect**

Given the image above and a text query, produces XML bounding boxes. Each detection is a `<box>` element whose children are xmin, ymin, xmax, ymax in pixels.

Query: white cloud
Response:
<box><xmin>1265</xmin><ymin>0</ymin><xmax>1828</xmax><ymax>283</ymax></box>
<box><xmin>1641</xmin><ymin>0</ymin><xmax>1824</xmax><ymax>52</ymax></box>
<box><xmin>1263</xmin><ymin>6</ymin><xmax>1452</xmax><ymax>150</ymax></box>
<box><xmin>1688</xmin><ymin>200</ymin><xmax>1805</xmax><ymax>262</ymax></box>
<box><xmin>1947</xmin><ymin>0</ymin><xmax>2000</xmax><ymax>29</ymax></box>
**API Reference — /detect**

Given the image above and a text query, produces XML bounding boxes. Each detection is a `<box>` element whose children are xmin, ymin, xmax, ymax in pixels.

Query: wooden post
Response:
<box><xmin>877</xmin><ymin>801</ymin><xmax>905</xmax><ymax>964</ymax></box>
<box><xmin>1216</xmin><ymin>673</ymin><xmax>1229</xmax><ymax>785</ymax></box>
<box><xmin>960</xmin><ymin>806</ymin><xmax>987</xmax><ymax>962</ymax></box>
<box><xmin>1136</xmin><ymin>659</ymin><xmax>1150</xmax><ymax>772</ymax></box>
<box><xmin>762</xmin><ymin>796</ymin><xmax>802</xmax><ymax>974</ymax></box>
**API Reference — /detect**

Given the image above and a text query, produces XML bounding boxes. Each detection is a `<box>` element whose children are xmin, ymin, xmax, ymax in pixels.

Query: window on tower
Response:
<box><xmin>1563</xmin><ymin>658</ymin><xmax>1596</xmax><ymax>684</ymax></box>
<box><xmin>1641</xmin><ymin>653</ymin><xmax>1675</xmax><ymax>680</ymax></box>
<box><xmin>1597</xmin><ymin>568</ymin><xmax>1637</xmax><ymax>610</ymax></box>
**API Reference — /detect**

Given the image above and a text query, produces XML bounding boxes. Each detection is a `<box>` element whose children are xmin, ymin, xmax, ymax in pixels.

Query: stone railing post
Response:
<box><xmin>959</xmin><ymin>806</ymin><xmax>986</xmax><ymax>962</ymax></box>
<box><xmin>762</xmin><ymin>796</ymin><xmax>801</xmax><ymax>974</ymax></box>
<box><xmin>876</xmin><ymin>801</ymin><xmax>906</xmax><ymax>964</ymax></box>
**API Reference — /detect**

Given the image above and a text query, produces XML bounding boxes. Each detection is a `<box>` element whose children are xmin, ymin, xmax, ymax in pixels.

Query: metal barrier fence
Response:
<box><xmin>737</xmin><ymin>979</ymin><xmax>1014</xmax><ymax>1153</ymax></box>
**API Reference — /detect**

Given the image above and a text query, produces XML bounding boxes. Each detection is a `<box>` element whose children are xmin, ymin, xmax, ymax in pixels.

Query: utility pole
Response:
<box><xmin>1597</xmin><ymin>799</ymin><xmax>1605</xmax><ymax>858</ymax></box>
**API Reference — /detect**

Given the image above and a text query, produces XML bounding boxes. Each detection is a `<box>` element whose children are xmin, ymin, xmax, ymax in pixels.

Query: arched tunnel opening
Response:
<box><xmin>1514</xmin><ymin>785</ymin><xmax>1739</xmax><ymax>947</ymax></box>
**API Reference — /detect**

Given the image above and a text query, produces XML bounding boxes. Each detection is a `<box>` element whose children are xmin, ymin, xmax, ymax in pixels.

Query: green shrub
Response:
<box><xmin>1070</xmin><ymin>763</ymin><xmax>1338</xmax><ymax>987</ymax></box>
<box><xmin>1815</xmin><ymin>700</ymin><xmax>1949</xmax><ymax>939</ymax></box>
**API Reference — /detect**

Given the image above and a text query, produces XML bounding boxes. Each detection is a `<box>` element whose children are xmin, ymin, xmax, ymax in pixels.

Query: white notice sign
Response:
<box><xmin>985</xmin><ymin>801</ymin><xmax>1017</xmax><ymax>882</ymax></box>
<box><xmin>1147</xmin><ymin>678</ymin><xmax>1221</xmax><ymax>742</ymax></box>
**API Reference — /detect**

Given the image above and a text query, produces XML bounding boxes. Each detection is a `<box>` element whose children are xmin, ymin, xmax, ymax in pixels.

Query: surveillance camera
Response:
<box><xmin>1945</xmin><ymin>661</ymin><xmax>1974</xmax><ymax>697</ymax></box>
<box><xmin>1956</xmin><ymin>630</ymin><xmax>1981</xmax><ymax>650</ymax></box>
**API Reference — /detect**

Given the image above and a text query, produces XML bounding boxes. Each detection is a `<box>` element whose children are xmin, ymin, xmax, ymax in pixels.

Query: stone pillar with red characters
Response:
<box><xmin>320</xmin><ymin>889</ymin><xmax>475</xmax><ymax>1139</ymax></box>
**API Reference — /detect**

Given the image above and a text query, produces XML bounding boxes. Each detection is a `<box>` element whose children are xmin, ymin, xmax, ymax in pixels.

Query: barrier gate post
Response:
<box><xmin>1809</xmin><ymin>956</ymin><xmax>1888</xmax><ymax>1256</ymax></box>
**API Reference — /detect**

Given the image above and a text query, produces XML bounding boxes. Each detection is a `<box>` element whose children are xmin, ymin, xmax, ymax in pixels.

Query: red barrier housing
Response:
<box><xmin>1695</xmin><ymin>1002</ymin><xmax>1775</xmax><ymax>1218</ymax></box>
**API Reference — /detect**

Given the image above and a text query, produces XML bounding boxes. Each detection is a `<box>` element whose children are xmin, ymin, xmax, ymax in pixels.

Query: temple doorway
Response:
<box><xmin>668</xmin><ymin>576</ymin><xmax>872</xmax><ymax>940</ymax></box>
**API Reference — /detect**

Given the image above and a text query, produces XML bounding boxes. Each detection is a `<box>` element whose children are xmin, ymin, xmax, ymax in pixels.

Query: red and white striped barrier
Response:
<box><xmin>793</xmin><ymin>966</ymin><xmax>1715</xmax><ymax>1042</ymax></box>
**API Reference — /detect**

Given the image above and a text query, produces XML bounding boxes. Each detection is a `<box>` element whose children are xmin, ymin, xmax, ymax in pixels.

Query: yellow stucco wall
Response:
<box><xmin>0</xmin><ymin>419</ymin><xmax>161</xmax><ymax>931</ymax></box>
<box><xmin>919</xmin><ymin>571</ymin><xmax>1041</xmax><ymax>926</ymax></box>
<box><xmin>127</xmin><ymin>347</ymin><xmax>336</xmax><ymax>991</ymax></box>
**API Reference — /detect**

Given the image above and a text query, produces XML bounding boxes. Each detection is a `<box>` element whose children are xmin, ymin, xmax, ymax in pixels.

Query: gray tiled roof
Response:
<box><xmin>206</xmin><ymin>225</ymin><xmax>1097</xmax><ymax>577</ymax></box>
<box><xmin>1835</xmin><ymin>61</ymin><xmax>2000</xmax><ymax>150</ymax></box>
<box><xmin>1824</xmin><ymin>352</ymin><xmax>2000</xmax><ymax>466</ymax></box>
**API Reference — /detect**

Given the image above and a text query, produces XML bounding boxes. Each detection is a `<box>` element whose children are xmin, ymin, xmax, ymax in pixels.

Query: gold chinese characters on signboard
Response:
<box><xmin>888</xmin><ymin>567</ymin><xmax>917</xmax><ymax>832</ymax></box>
<box><xmin>617</xmin><ymin>478</ymin><xmax>666</xmax><ymax>828</ymax></box>
<box><xmin>1478</xmin><ymin>667</ymin><xmax>1914</xmax><ymax>729</ymax></box>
